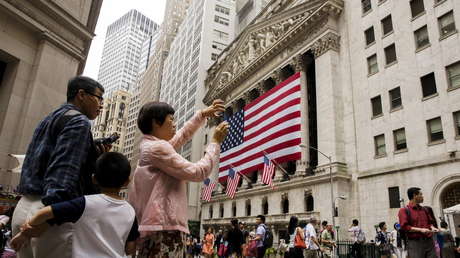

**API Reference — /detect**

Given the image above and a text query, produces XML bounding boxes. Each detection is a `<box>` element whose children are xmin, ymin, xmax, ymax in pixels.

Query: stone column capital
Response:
<box><xmin>290</xmin><ymin>55</ymin><xmax>306</xmax><ymax>72</ymax></box>
<box><xmin>271</xmin><ymin>70</ymin><xmax>282</xmax><ymax>84</ymax></box>
<box><xmin>311</xmin><ymin>32</ymin><xmax>340</xmax><ymax>59</ymax></box>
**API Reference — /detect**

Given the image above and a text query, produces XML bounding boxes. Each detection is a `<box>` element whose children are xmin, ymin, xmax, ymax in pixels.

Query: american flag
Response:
<box><xmin>225</xmin><ymin>168</ymin><xmax>241</xmax><ymax>199</ymax></box>
<box><xmin>262</xmin><ymin>155</ymin><xmax>276</xmax><ymax>188</ymax></box>
<box><xmin>219</xmin><ymin>72</ymin><xmax>302</xmax><ymax>182</ymax></box>
<box><xmin>201</xmin><ymin>178</ymin><xmax>216</xmax><ymax>202</ymax></box>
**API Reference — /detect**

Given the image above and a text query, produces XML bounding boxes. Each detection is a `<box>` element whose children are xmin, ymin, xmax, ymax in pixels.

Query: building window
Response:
<box><xmin>281</xmin><ymin>194</ymin><xmax>289</xmax><ymax>214</ymax></box>
<box><xmin>393</xmin><ymin>128</ymin><xmax>407</xmax><ymax>151</ymax></box>
<box><xmin>262</xmin><ymin>197</ymin><xmax>269</xmax><ymax>215</ymax></box>
<box><xmin>381</xmin><ymin>15</ymin><xmax>394</xmax><ymax>36</ymax></box>
<box><xmin>245</xmin><ymin>199</ymin><xmax>251</xmax><ymax>216</ymax></box>
<box><xmin>374</xmin><ymin>134</ymin><xmax>386</xmax><ymax>156</ymax></box>
<box><xmin>214</xmin><ymin>15</ymin><xmax>229</xmax><ymax>26</ymax></box>
<box><xmin>213</xmin><ymin>29</ymin><xmax>229</xmax><ymax>40</ymax></box>
<box><xmin>454</xmin><ymin>111</ymin><xmax>460</xmax><ymax>137</ymax></box>
<box><xmin>215</xmin><ymin>5</ymin><xmax>230</xmax><ymax>15</ymax></box>
<box><xmin>414</xmin><ymin>26</ymin><xmax>430</xmax><ymax>50</ymax></box>
<box><xmin>384</xmin><ymin>44</ymin><xmax>397</xmax><ymax>65</ymax></box>
<box><xmin>305</xmin><ymin>193</ymin><xmax>314</xmax><ymax>212</ymax></box>
<box><xmin>421</xmin><ymin>72</ymin><xmax>437</xmax><ymax>98</ymax></box>
<box><xmin>211</xmin><ymin>53</ymin><xmax>218</xmax><ymax>61</ymax></box>
<box><xmin>371</xmin><ymin>95</ymin><xmax>383</xmax><ymax>117</ymax></box>
<box><xmin>362</xmin><ymin>0</ymin><xmax>372</xmax><ymax>14</ymax></box>
<box><xmin>446</xmin><ymin>61</ymin><xmax>460</xmax><ymax>89</ymax></box>
<box><xmin>438</xmin><ymin>11</ymin><xmax>456</xmax><ymax>38</ymax></box>
<box><xmin>427</xmin><ymin>117</ymin><xmax>444</xmax><ymax>142</ymax></box>
<box><xmin>388</xmin><ymin>187</ymin><xmax>401</xmax><ymax>208</ymax></box>
<box><xmin>365</xmin><ymin>27</ymin><xmax>375</xmax><ymax>46</ymax></box>
<box><xmin>209</xmin><ymin>205</ymin><xmax>213</xmax><ymax>219</ymax></box>
<box><xmin>367</xmin><ymin>54</ymin><xmax>378</xmax><ymax>75</ymax></box>
<box><xmin>389</xmin><ymin>87</ymin><xmax>402</xmax><ymax>110</ymax></box>
<box><xmin>410</xmin><ymin>0</ymin><xmax>425</xmax><ymax>18</ymax></box>
<box><xmin>232</xmin><ymin>202</ymin><xmax>236</xmax><ymax>217</ymax></box>
<box><xmin>219</xmin><ymin>203</ymin><xmax>225</xmax><ymax>218</ymax></box>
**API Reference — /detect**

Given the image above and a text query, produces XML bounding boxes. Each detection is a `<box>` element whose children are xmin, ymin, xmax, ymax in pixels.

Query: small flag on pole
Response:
<box><xmin>226</xmin><ymin>168</ymin><xmax>241</xmax><ymax>199</ymax></box>
<box><xmin>201</xmin><ymin>178</ymin><xmax>216</xmax><ymax>202</ymax></box>
<box><xmin>262</xmin><ymin>155</ymin><xmax>276</xmax><ymax>188</ymax></box>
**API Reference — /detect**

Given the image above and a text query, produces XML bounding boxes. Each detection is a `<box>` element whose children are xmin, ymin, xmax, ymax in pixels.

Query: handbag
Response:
<box><xmin>294</xmin><ymin>228</ymin><xmax>307</xmax><ymax>249</ymax></box>
<box><xmin>218</xmin><ymin>242</ymin><xmax>228</xmax><ymax>256</ymax></box>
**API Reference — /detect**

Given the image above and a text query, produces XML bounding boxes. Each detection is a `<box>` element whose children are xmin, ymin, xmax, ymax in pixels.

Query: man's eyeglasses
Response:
<box><xmin>85</xmin><ymin>91</ymin><xmax>104</xmax><ymax>102</ymax></box>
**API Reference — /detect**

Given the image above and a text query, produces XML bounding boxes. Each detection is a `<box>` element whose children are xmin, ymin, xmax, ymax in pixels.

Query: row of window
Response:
<box><xmin>373</xmin><ymin>111</ymin><xmax>460</xmax><ymax>157</ymax></box>
<box><xmin>214</xmin><ymin>15</ymin><xmax>229</xmax><ymax>26</ymax></box>
<box><xmin>362</xmin><ymin>0</ymin><xmax>446</xmax><ymax>16</ymax></box>
<box><xmin>370</xmin><ymin>62</ymin><xmax>460</xmax><ymax>119</ymax></box>
<box><xmin>207</xmin><ymin>194</ymin><xmax>315</xmax><ymax>219</ymax></box>
<box><xmin>366</xmin><ymin>10</ymin><xmax>456</xmax><ymax>76</ymax></box>
<box><xmin>215</xmin><ymin>5</ymin><xmax>230</xmax><ymax>15</ymax></box>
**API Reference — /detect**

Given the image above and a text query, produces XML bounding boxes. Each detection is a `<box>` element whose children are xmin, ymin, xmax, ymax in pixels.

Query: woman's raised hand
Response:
<box><xmin>212</xmin><ymin>121</ymin><xmax>229</xmax><ymax>144</ymax></box>
<box><xmin>202</xmin><ymin>99</ymin><xmax>225</xmax><ymax>118</ymax></box>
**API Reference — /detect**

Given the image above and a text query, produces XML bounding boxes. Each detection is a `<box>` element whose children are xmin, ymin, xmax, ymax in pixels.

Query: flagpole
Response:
<box><xmin>262</xmin><ymin>151</ymin><xmax>290</xmax><ymax>178</ymax></box>
<box><xmin>230</xmin><ymin>164</ymin><xmax>252</xmax><ymax>184</ymax></box>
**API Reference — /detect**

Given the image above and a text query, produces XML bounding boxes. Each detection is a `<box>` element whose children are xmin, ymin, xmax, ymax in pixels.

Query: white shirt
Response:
<box><xmin>348</xmin><ymin>226</ymin><xmax>360</xmax><ymax>243</ymax></box>
<box><xmin>305</xmin><ymin>223</ymin><xmax>318</xmax><ymax>250</ymax></box>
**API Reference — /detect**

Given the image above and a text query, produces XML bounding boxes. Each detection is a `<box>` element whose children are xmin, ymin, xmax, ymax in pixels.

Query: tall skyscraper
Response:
<box><xmin>158</xmin><ymin>0</ymin><xmax>236</xmax><ymax>224</ymax></box>
<box><xmin>97</xmin><ymin>10</ymin><xmax>159</xmax><ymax>97</ymax></box>
<box><xmin>128</xmin><ymin>0</ymin><xmax>191</xmax><ymax>164</ymax></box>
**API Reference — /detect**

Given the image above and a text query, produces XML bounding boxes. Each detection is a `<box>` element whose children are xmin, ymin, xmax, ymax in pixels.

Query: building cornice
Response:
<box><xmin>1</xmin><ymin>0</ymin><xmax>99</xmax><ymax>62</ymax></box>
<box><xmin>204</xmin><ymin>0</ymin><xmax>343</xmax><ymax>105</ymax></box>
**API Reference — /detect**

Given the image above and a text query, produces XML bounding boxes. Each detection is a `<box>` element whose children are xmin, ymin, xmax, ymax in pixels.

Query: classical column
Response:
<box><xmin>290</xmin><ymin>53</ymin><xmax>310</xmax><ymax>176</ymax></box>
<box><xmin>310</xmin><ymin>32</ymin><xmax>344</xmax><ymax>165</ymax></box>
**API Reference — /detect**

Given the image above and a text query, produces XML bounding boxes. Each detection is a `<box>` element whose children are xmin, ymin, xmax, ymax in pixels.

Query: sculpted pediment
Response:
<box><xmin>205</xmin><ymin>0</ymin><xmax>343</xmax><ymax>104</ymax></box>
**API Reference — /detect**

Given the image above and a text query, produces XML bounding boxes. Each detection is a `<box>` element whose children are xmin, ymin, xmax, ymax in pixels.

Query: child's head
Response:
<box><xmin>95</xmin><ymin>152</ymin><xmax>131</xmax><ymax>188</ymax></box>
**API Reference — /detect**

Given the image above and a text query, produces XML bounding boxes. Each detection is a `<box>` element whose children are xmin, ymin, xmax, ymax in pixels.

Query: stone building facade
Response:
<box><xmin>0</xmin><ymin>0</ymin><xmax>103</xmax><ymax>188</ymax></box>
<box><xmin>201</xmin><ymin>0</ymin><xmax>460</xmax><ymax>242</ymax></box>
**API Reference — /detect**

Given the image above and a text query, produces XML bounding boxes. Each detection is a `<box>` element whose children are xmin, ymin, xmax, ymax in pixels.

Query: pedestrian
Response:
<box><xmin>12</xmin><ymin>76</ymin><xmax>108</xmax><ymax>258</ymax></box>
<box><xmin>398</xmin><ymin>187</ymin><xmax>440</xmax><ymax>258</ymax></box>
<box><xmin>375</xmin><ymin>222</ymin><xmax>394</xmax><ymax>258</ymax></box>
<box><xmin>286</xmin><ymin>216</ymin><xmax>304</xmax><ymax>258</ymax></box>
<box><xmin>247</xmin><ymin>231</ymin><xmax>258</xmax><ymax>258</ymax></box>
<box><xmin>128</xmin><ymin>100</ymin><xmax>228</xmax><ymax>257</ymax></box>
<box><xmin>391</xmin><ymin>223</ymin><xmax>404</xmax><ymax>258</ymax></box>
<box><xmin>11</xmin><ymin>152</ymin><xmax>139</xmax><ymax>257</ymax></box>
<box><xmin>320</xmin><ymin>224</ymin><xmax>335</xmax><ymax>258</ymax></box>
<box><xmin>304</xmin><ymin>217</ymin><xmax>322</xmax><ymax>258</ymax></box>
<box><xmin>228</xmin><ymin>219</ymin><xmax>244</xmax><ymax>257</ymax></box>
<box><xmin>240</xmin><ymin>221</ymin><xmax>249</xmax><ymax>244</ymax></box>
<box><xmin>254</xmin><ymin>215</ymin><xmax>267</xmax><ymax>258</ymax></box>
<box><xmin>438</xmin><ymin>221</ymin><xmax>456</xmax><ymax>258</ymax></box>
<box><xmin>348</xmin><ymin>219</ymin><xmax>365</xmax><ymax>258</ymax></box>
<box><xmin>278</xmin><ymin>239</ymin><xmax>289</xmax><ymax>258</ymax></box>
<box><xmin>203</xmin><ymin>227</ymin><xmax>215</xmax><ymax>258</ymax></box>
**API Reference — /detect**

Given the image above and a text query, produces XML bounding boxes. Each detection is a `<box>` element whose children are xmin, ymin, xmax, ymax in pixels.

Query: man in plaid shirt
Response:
<box><xmin>12</xmin><ymin>76</ymin><xmax>108</xmax><ymax>258</ymax></box>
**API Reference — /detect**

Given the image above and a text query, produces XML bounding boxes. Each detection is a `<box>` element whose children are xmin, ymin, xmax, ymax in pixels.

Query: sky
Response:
<box><xmin>82</xmin><ymin>0</ymin><xmax>167</xmax><ymax>79</ymax></box>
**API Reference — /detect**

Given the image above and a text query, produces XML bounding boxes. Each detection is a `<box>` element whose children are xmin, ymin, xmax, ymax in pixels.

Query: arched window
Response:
<box><xmin>281</xmin><ymin>193</ymin><xmax>289</xmax><ymax>214</ymax></box>
<box><xmin>262</xmin><ymin>197</ymin><xmax>269</xmax><ymax>215</ymax></box>
<box><xmin>245</xmin><ymin>199</ymin><xmax>251</xmax><ymax>216</ymax></box>
<box><xmin>232</xmin><ymin>201</ymin><xmax>237</xmax><ymax>217</ymax></box>
<box><xmin>305</xmin><ymin>192</ymin><xmax>314</xmax><ymax>212</ymax></box>
<box><xmin>219</xmin><ymin>203</ymin><xmax>224</xmax><ymax>218</ymax></box>
<box><xmin>209</xmin><ymin>205</ymin><xmax>213</xmax><ymax>219</ymax></box>
<box><xmin>441</xmin><ymin>182</ymin><xmax>460</xmax><ymax>209</ymax></box>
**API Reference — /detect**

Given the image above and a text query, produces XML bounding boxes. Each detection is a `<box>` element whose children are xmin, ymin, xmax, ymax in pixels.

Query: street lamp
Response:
<box><xmin>299</xmin><ymin>144</ymin><xmax>334</xmax><ymax>228</ymax></box>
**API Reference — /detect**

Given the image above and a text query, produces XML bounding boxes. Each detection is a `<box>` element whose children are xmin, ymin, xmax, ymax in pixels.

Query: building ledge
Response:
<box><xmin>415</xmin><ymin>44</ymin><xmax>431</xmax><ymax>53</ymax></box>
<box><xmin>202</xmin><ymin>211</ymin><xmax>321</xmax><ymax>226</ymax></box>
<box><xmin>428</xmin><ymin>139</ymin><xmax>446</xmax><ymax>146</ymax></box>
<box><xmin>439</xmin><ymin>30</ymin><xmax>458</xmax><ymax>42</ymax></box>
<box><xmin>422</xmin><ymin>93</ymin><xmax>439</xmax><ymax>101</ymax></box>
<box><xmin>411</xmin><ymin>11</ymin><xmax>426</xmax><ymax>22</ymax></box>
<box><xmin>389</xmin><ymin>106</ymin><xmax>403</xmax><ymax>113</ymax></box>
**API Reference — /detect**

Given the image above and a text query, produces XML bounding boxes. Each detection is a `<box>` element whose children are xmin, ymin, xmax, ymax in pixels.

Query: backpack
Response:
<box><xmin>357</xmin><ymin>229</ymin><xmax>366</xmax><ymax>243</ymax></box>
<box><xmin>262</xmin><ymin>225</ymin><xmax>273</xmax><ymax>248</ymax></box>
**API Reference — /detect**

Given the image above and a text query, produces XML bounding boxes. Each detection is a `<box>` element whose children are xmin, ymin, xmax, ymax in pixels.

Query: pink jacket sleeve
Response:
<box><xmin>169</xmin><ymin>110</ymin><xmax>206</xmax><ymax>150</ymax></box>
<box><xmin>149</xmin><ymin>141</ymin><xmax>220</xmax><ymax>182</ymax></box>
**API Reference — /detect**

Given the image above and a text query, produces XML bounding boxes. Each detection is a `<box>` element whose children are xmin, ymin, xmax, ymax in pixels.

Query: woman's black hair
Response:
<box><xmin>137</xmin><ymin>101</ymin><xmax>175</xmax><ymax>134</ymax></box>
<box><xmin>378</xmin><ymin>222</ymin><xmax>386</xmax><ymax>230</ymax></box>
<box><xmin>288</xmin><ymin>216</ymin><xmax>299</xmax><ymax>235</ymax></box>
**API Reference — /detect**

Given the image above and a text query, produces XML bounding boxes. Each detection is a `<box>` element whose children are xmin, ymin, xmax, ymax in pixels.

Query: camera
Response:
<box><xmin>94</xmin><ymin>133</ymin><xmax>119</xmax><ymax>145</ymax></box>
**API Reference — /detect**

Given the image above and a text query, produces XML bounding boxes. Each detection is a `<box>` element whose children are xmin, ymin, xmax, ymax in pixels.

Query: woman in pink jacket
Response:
<box><xmin>129</xmin><ymin>100</ymin><xmax>228</xmax><ymax>257</ymax></box>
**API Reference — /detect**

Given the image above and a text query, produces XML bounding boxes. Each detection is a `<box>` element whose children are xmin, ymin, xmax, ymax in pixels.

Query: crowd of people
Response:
<box><xmin>1</xmin><ymin>76</ymin><xmax>460</xmax><ymax>258</ymax></box>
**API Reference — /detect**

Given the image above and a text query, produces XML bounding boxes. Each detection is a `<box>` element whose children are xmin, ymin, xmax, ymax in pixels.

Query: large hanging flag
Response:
<box><xmin>219</xmin><ymin>72</ymin><xmax>302</xmax><ymax>182</ymax></box>
<box><xmin>262</xmin><ymin>155</ymin><xmax>276</xmax><ymax>188</ymax></box>
<box><xmin>225</xmin><ymin>168</ymin><xmax>241</xmax><ymax>199</ymax></box>
<box><xmin>201</xmin><ymin>178</ymin><xmax>216</xmax><ymax>202</ymax></box>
